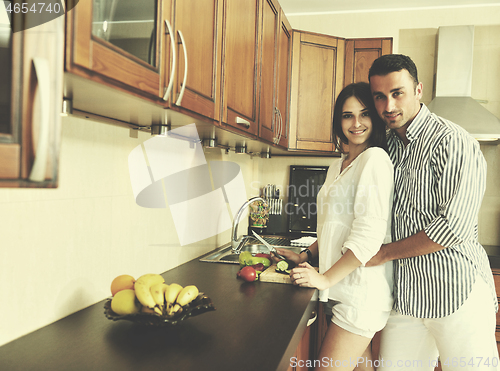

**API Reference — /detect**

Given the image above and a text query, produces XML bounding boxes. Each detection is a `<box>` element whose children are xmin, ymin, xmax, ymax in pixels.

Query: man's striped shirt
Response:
<box><xmin>387</xmin><ymin>103</ymin><xmax>497</xmax><ymax>318</ymax></box>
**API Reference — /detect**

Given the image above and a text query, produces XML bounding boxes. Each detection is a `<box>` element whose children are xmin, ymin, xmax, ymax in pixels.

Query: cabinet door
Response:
<box><xmin>286</xmin><ymin>322</ymin><xmax>312</xmax><ymax>371</ymax></box>
<box><xmin>493</xmin><ymin>269</ymin><xmax>500</xmax><ymax>357</ymax></box>
<box><xmin>171</xmin><ymin>0</ymin><xmax>222</xmax><ymax>122</ymax></box>
<box><xmin>344</xmin><ymin>38</ymin><xmax>393</xmax><ymax>85</ymax></box>
<box><xmin>259</xmin><ymin>1</ymin><xmax>291</xmax><ymax>149</ymax></box>
<box><xmin>258</xmin><ymin>0</ymin><xmax>279</xmax><ymax>144</ymax></box>
<box><xmin>221</xmin><ymin>0</ymin><xmax>260</xmax><ymax>136</ymax></box>
<box><xmin>310</xmin><ymin>300</ymin><xmax>329</xmax><ymax>360</ymax></box>
<box><xmin>66</xmin><ymin>0</ymin><xmax>163</xmax><ymax>99</ymax></box>
<box><xmin>289</xmin><ymin>31</ymin><xmax>344</xmax><ymax>152</ymax></box>
<box><xmin>0</xmin><ymin>9</ymin><xmax>63</xmax><ymax>187</ymax></box>
<box><xmin>274</xmin><ymin>10</ymin><xmax>291</xmax><ymax>148</ymax></box>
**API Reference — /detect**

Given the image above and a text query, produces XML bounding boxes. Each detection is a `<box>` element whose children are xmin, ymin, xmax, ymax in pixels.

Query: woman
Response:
<box><xmin>276</xmin><ymin>82</ymin><xmax>394</xmax><ymax>371</ymax></box>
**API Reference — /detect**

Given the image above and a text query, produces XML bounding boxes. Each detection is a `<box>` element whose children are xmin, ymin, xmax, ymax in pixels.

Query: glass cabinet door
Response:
<box><xmin>0</xmin><ymin>2</ymin><xmax>20</xmax><ymax>182</ymax></box>
<box><xmin>92</xmin><ymin>0</ymin><xmax>157</xmax><ymax>67</ymax></box>
<box><xmin>67</xmin><ymin>0</ymin><xmax>162</xmax><ymax>98</ymax></box>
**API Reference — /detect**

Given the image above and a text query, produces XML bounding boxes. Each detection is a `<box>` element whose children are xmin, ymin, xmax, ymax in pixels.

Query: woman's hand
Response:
<box><xmin>290</xmin><ymin>262</ymin><xmax>329</xmax><ymax>290</ymax></box>
<box><xmin>271</xmin><ymin>248</ymin><xmax>302</xmax><ymax>265</ymax></box>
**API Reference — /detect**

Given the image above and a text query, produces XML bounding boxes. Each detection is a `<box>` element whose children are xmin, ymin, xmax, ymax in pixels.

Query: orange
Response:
<box><xmin>111</xmin><ymin>274</ymin><xmax>136</xmax><ymax>296</ymax></box>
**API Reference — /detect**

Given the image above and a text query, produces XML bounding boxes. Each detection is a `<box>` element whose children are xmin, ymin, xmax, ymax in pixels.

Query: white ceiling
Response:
<box><xmin>278</xmin><ymin>0</ymin><xmax>500</xmax><ymax>15</ymax></box>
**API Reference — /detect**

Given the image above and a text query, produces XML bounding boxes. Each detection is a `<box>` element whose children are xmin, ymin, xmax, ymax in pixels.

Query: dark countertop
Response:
<box><xmin>0</xmin><ymin>255</ymin><xmax>316</xmax><ymax>371</ymax></box>
<box><xmin>1</xmin><ymin>244</ymin><xmax>497</xmax><ymax>371</ymax></box>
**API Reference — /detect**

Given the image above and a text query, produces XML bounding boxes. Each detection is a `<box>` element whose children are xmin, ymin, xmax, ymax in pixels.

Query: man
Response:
<box><xmin>367</xmin><ymin>54</ymin><xmax>498</xmax><ymax>370</ymax></box>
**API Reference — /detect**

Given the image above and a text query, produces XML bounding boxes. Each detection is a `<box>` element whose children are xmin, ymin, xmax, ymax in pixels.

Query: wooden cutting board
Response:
<box><xmin>259</xmin><ymin>264</ymin><xmax>320</xmax><ymax>284</ymax></box>
<box><xmin>259</xmin><ymin>264</ymin><xmax>292</xmax><ymax>284</ymax></box>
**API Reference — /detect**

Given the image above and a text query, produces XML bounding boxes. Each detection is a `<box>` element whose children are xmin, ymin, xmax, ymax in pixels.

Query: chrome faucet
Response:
<box><xmin>231</xmin><ymin>196</ymin><xmax>265</xmax><ymax>253</ymax></box>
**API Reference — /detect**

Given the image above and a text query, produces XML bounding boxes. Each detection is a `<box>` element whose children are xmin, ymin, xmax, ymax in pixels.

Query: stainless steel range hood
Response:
<box><xmin>427</xmin><ymin>25</ymin><xmax>500</xmax><ymax>143</ymax></box>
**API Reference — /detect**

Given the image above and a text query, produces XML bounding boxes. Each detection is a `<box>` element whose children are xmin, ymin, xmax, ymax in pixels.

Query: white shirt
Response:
<box><xmin>317</xmin><ymin>147</ymin><xmax>394</xmax><ymax>311</ymax></box>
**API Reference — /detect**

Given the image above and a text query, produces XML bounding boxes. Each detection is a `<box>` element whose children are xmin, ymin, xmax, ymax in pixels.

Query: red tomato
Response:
<box><xmin>237</xmin><ymin>266</ymin><xmax>257</xmax><ymax>282</ymax></box>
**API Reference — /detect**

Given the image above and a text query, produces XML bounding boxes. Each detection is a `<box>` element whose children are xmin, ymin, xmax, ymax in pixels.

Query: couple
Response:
<box><xmin>276</xmin><ymin>54</ymin><xmax>499</xmax><ymax>371</ymax></box>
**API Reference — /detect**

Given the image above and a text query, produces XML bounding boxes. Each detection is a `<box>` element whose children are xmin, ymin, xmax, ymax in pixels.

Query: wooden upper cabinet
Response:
<box><xmin>166</xmin><ymin>0</ymin><xmax>222</xmax><ymax>122</ymax></box>
<box><xmin>344</xmin><ymin>38</ymin><xmax>393</xmax><ymax>85</ymax></box>
<box><xmin>288</xmin><ymin>33</ymin><xmax>392</xmax><ymax>153</ymax></box>
<box><xmin>274</xmin><ymin>10</ymin><xmax>292</xmax><ymax>148</ymax></box>
<box><xmin>64</xmin><ymin>0</ymin><xmax>392</xmax><ymax>156</ymax></box>
<box><xmin>289</xmin><ymin>31</ymin><xmax>345</xmax><ymax>152</ymax></box>
<box><xmin>220</xmin><ymin>0</ymin><xmax>260</xmax><ymax>136</ymax></box>
<box><xmin>0</xmin><ymin>11</ymin><xmax>64</xmax><ymax>187</ymax></box>
<box><xmin>66</xmin><ymin>0</ymin><xmax>163</xmax><ymax>100</ymax></box>
<box><xmin>258</xmin><ymin>0</ymin><xmax>291</xmax><ymax>148</ymax></box>
<box><xmin>258</xmin><ymin>0</ymin><xmax>279</xmax><ymax>145</ymax></box>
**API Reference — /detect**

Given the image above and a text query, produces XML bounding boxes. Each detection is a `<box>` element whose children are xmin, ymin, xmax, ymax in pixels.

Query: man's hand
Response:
<box><xmin>366</xmin><ymin>231</ymin><xmax>445</xmax><ymax>267</ymax></box>
<box><xmin>365</xmin><ymin>245</ymin><xmax>388</xmax><ymax>267</ymax></box>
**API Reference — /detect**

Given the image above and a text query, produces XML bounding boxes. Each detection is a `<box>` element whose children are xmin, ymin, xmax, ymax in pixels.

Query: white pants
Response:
<box><xmin>378</xmin><ymin>276</ymin><xmax>498</xmax><ymax>370</ymax></box>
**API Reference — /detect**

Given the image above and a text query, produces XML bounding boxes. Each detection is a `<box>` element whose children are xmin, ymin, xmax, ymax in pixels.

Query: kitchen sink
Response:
<box><xmin>199</xmin><ymin>238</ymin><xmax>303</xmax><ymax>264</ymax></box>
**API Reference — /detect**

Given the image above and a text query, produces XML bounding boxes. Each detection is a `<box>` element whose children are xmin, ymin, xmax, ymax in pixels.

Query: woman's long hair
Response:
<box><xmin>332</xmin><ymin>82</ymin><xmax>388</xmax><ymax>154</ymax></box>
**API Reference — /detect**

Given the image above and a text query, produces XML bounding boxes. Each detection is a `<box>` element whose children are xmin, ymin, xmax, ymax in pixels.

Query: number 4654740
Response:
<box><xmin>442</xmin><ymin>357</ymin><xmax>499</xmax><ymax>368</ymax></box>
<box><xmin>5</xmin><ymin>2</ymin><xmax>63</xmax><ymax>14</ymax></box>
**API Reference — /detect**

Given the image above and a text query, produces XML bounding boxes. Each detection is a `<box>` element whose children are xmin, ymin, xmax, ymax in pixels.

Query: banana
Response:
<box><xmin>176</xmin><ymin>285</ymin><xmax>199</xmax><ymax>307</ymax></box>
<box><xmin>150</xmin><ymin>283</ymin><xmax>168</xmax><ymax>313</ymax></box>
<box><xmin>171</xmin><ymin>303</ymin><xmax>182</xmax><ymax>315</ymax></box>
<box><xmin>164</xmin><ymin>283</ymin><xmax>183</xmax><ymax>315</ymax></box>
<box><xmin>134</xmin><ymin>273</ymin><xmax>165</xmax><ymax>314</ymax></box>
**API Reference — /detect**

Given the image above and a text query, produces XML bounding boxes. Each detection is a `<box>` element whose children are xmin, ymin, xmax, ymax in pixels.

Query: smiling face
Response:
<box><xmin>341</xmin><ymin>96</ymin><xmax>373</xmax><ymax>151</ymax></box>
<box><xmin>370</xmin><ymin>69</ymin><xmax>423</xmax><ymax>137</ymax></box>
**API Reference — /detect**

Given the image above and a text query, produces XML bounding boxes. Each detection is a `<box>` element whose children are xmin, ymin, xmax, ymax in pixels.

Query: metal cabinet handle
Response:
<box><xmin>273</xmin><ymin>107</ymin><xmax>278</xmax><ymax>144</ymax></box>
<box><xmin>29</xmin><ymin>57</ymin><xmax>50</xmax><ymax>182</ymax></box>
<box><xmin>236</xmin><ymin>117</ymin><xmax>250</xmax><ymax>129</ymax></box>
<box><xmin>277</xmin><ymin>108</ymin><xmax>283</xmax><ymax>144</ymax></box>
<box><xmin>163</xmin><ymin>20</ymin><xmax>176</xmax><ymax>102</ymax></box>
<box><xmin>274</xmin><ymin>107</ymin><xmax>282</xmax><ymax>145</ymax></box>
<box><xmin>175</xmin><ymin>30</ymin><xmax>188</xmax><ymax>106</ymax></box>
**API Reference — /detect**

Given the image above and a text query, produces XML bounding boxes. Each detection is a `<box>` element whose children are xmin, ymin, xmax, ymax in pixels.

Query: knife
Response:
<box><xmin>251</xmin><ymin>230</ymin><xmax>286</xmax><ymax>260</ymax></box>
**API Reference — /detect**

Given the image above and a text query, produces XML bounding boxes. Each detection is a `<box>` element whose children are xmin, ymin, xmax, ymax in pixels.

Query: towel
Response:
<box><xmin>290</xmin><ymin>236</ymin><xmax>317</xmax><ymax>247</ymax></box>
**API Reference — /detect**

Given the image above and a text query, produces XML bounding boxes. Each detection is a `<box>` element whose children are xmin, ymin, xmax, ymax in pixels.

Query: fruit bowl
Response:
<box><xmin>104</xmin><ymin>293</ymin><xmax>216</xmax><ymax>326</ymax></box>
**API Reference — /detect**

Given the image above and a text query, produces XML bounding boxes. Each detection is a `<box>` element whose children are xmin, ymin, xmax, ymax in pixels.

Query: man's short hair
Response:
<box><xmin>369</xmin><ymin>54</ymin><xmax>419</xmax><ymax>87</ymax></box>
